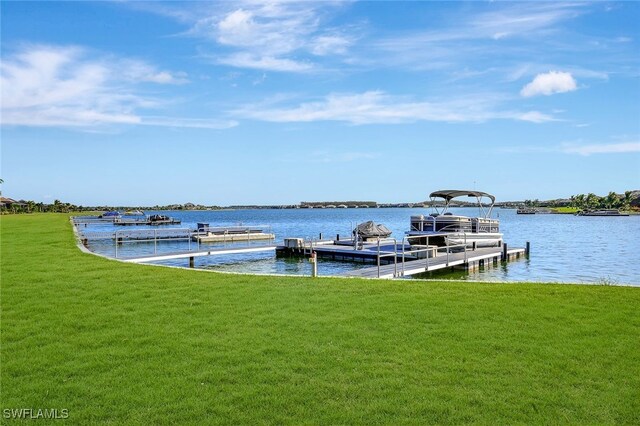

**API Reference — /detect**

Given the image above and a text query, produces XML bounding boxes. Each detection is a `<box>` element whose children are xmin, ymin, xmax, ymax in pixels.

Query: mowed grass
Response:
<box><xmin>552</xmin><ymin>207</ymin><xmax>580</xmax><ymax>214</ymax></box>
<box><xmin>2</xmin><ymin>214</ymin><xmax>639</xmax><ymax>424</ymax></box>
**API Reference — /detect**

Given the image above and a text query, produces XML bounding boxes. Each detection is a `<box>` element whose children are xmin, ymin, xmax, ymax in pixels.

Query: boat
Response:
<box><xmin>99</xmin><ymin>210</ymin><xmax>120</xmax><ymax>218</ymax></box>
<box><xmin>577</xmin><ymin>209</ymin><xmax>629</xmax><ymax>217</ymax></box>
<box><xmin>124</xmin><ymin>210</ymin><xmax>144</xmax><ymax>216</ymax></box>
<box><xmin>517</xmin><ymin>208</ymin><xmax>537</xmax><ymax>214</ymax></box>
<box><xmin>147</xmin><ymin>214</ymin><xmax>181</xmax><ymax>225</ymax></box>
<box><xmin>407</xmin><ymin>190</ymin><xmax>503</xmax><ymax>248</ymax></box>
<box><xmin>353</xmin><ymin>221</ymin><xmax>392</xmax><ymax>241</ymax></box>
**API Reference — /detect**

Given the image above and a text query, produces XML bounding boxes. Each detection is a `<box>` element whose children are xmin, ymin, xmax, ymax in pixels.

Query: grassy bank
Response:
<box><xmin>2</xmin><ymin>214</ymin><xmax>639</xmax><ymax>424</ymax></box>
<box><xmin>551</xmin><ymin>207</ymin><xmax>580</xmax><ymax>214</ymax></box>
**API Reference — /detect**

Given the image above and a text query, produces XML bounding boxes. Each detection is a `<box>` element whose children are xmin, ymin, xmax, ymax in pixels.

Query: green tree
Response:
<box><xmin>604</xmin><ymin>191</ymin><xmax>620</xmax><ymax>209</ymax></box>
<box><xmin>622</xmin><ymin>191</ymin><xmax>633</xmax><ymax>210</ymax></box>
<box><xmin>585</xmin><ymin>193</ymin><xmax>600</xmax><ymax>210</ymax></box>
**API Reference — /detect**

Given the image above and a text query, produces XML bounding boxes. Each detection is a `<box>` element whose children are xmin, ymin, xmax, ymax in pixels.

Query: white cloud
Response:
<box><xmin>310</xmin><ymin>34</ymin><xmax>352</xmax><ymax>56</ymax></box>
<box><xmin>562</xmin><ymin>142</ymin><xmax>640</xmax><ymax>156</ymax></box>
<box><xmin>470</xmin><ymin>3</ymin><xmax>584</xmax><ymax>40</ymax></box>
<box><xmin>118</xmin><ymin>60</ymin><xmax>189</xmax><ymax>84</ymax></box>
<box><xmin>186</xmin><ymin>1</ymin><xmax>351</xmax><ymax>72</ymax></box>
<box><xmin>0</xmin><ymin>45</ymin><xmax>232</xmax><ymax>129</ymax></box>
<box><xmin>217</xmin><ymin>52</ymin><xmax>313</xmax><ymax>73</ymax></box>
<box><xmin>141</xmin><ymin>117</ymin><xmax>237</xmax><ymax>129</ymax></box>
<box><xmin>515</xmin><ymin>111</ymin><xmax>558</xmax><ymax>123</ymax></box>
<box><xmin>232</xmin><ymin>91</ymin><xmax>558</xmax><ymax>125</ymax></box>
<box><xmin>520</xmin><ymin>71</ymin><xmax>577</xmax><ymax>97</ymax></box>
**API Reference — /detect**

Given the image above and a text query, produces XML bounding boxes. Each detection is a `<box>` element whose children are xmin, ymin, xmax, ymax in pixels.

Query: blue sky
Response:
<box><xmin>1</xmin><ymin>1</ymin><xmax>639</xmax><ymax>206</ymax></box>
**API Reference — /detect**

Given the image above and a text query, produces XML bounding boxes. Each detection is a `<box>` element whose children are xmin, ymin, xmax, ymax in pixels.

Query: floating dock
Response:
<box><xmin>192</xmin><ymin>225</ymin><xmax>275</xmax><ymax>243</ymax></box>
<box><xmin>277</xmin><ymin>238</ymin><xmax>528</xmax><ymax>279</ymax></box>
<box><xmin>73</xmin><ymin>215</ymin><xmax>528</xmax><ymax>279</ymax></box>
<box><xmin>342</xmin><ymin>246</ymin><xmax>525</xmax><ymax>278</ymax></box>
<box><xmin>113</xmin><ymin>217</ymin><xmax>181</xmax><ymax>226</ymax></box>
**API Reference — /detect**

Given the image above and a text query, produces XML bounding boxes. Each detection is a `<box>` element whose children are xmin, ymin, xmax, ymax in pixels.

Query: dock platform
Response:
<box><xmin>113</xmin><ymin>217</ymin><xmax>181</xmax><ymax>226</ymax></box>
<box><xmin>341</xmin><ymin>247</ymin><xmax>525</xmax><ymax>278</ymax></box>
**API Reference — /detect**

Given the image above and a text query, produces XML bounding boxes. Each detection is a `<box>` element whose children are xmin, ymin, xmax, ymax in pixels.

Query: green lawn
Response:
<box><xmin>552</xmin><ymin>207</ymin><xmax>580</xmax><ymax>214</ymax></box>
<box><xmin>2</xmin><ymin>214</ymin><xmax>639</xmax><ymax>424</ymax></box>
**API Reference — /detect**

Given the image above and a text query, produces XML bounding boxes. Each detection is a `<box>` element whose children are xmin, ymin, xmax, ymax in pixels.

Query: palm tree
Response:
<box><xmin>585</xmin><ymin>193</ymin><xmax>600</xmax><ymax>210</ymax></box>
<box><xmin>622</xmin><ymin>191</ymin><xmax>633</xmax><ymax>211</ymax></box>
<box><xmin>604</xmin><ymin>191</ymin><xmax>620</xmax><ymax>209</ymax></box>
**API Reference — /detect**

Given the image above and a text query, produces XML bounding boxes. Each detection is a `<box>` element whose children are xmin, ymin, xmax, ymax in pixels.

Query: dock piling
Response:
<box><xmin>502</xmin><ymin>243</ymin><xmax>508</xmax><ymax>261</ymax></box>
<box><xmin>526</xmin><ymin>241</ymin><xmax>531</xmax><ymax>256</ymax></box>
<box><xmin>310</xmin><ymin>252</ymin><xmax>318</xmax><ymax>277</ymax></box>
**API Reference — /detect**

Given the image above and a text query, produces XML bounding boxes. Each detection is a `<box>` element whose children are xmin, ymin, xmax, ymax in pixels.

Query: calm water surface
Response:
<box><xmin>86</xmin><ymin>208</ymin><xmax>640</xmax><ymax>285</ymax></box>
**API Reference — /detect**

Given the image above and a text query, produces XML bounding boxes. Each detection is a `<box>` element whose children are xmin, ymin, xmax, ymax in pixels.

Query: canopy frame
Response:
<box><xmin>429</xmin><ymin>190</ymin><xmax>496</xmax><ymax>218</ymax></box>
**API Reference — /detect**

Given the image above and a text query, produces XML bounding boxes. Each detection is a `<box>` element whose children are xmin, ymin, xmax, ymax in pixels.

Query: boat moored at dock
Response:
<box><xmin>407</xmin><ymin>190</ymin><xmax>503</xmax><ymax>248</ymax></box>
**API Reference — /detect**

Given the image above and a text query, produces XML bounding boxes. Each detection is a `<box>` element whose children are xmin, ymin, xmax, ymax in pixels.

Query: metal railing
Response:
<box><xmin>410</xmin><ymin>216</ymin><xmax>499</xmax><ymax>234</ymax></box>
<box><xmin>193</xmin><ymin>225</ymin><xmax>275</xmax><ymax>249</ymax></box>
<box><xmin>113</xmin><ymin>228</ymin><xmax>193</xmax><ymax>258</ymax></box>
<box><xmin>376</xmin><ymin>233</ymin><xmax>474</xmax><ymax>278</ymax></box>
<box><xmin>375</xmin><ymin>238</ymin><xmax>399</xmax><ymax>278</ymax></box>
<box><xmin>191</xmin><ymin>229</ymin><xmax>277</xmax><ymax>262</ymax></box>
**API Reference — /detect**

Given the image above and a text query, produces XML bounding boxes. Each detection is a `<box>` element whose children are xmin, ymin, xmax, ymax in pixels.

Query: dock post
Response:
<box><xmin>502</xmin><ymin>242</ymin><xmax>508</xmax><ymax>261</ymax></box>
<box><xmin>336</xmin><ymin>234</ymin><xmax>340</xmax><ymax>241</ymax></box>
<box><xmin>310</xmin><ymin>252</ymin><xmax>318</xmax><ymax>277</ymax></box>
<box><xmin>377</xmin><ymin>238</ymin><xmax>381</xmax><ymax>278</ymax></box>
<box><xmin>189</xmin><ymin>256</ymin><xmax>194</xmax><ymax>268</ymax></box>
<box><xmin>526</xmin><ymin>241</ymin><xmax>531</xmax><ymax>256</ymax></box>
<box><xmin>319</xmin><ymin>233</ymin><xmax>322</xmax><ymax>240</ymax></box>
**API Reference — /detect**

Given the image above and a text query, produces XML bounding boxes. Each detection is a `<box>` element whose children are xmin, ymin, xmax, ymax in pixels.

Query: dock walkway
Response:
<box><xmin>342</xmin><ymin>247</ymin><xmax>525</xmax><ymax>278</ymax></box>
<box><xmin>121</xmin><ymin>244</ymin><xmax>281</xmax><ymax>264</ymax></box>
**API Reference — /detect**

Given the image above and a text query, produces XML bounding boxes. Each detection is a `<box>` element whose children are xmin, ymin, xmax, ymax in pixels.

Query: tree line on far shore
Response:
<box><xmin>524</xmin><ymin>191</ymin><xmax>636</xmax><ymax>211</ymax></box>
<box><xmin>569</xmin><ymin>191</ymin><xmax>635</xmax><ymax>211</ymax></box>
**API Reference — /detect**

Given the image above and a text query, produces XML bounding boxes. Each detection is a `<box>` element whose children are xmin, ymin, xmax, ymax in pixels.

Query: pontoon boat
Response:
<box><xmin>407</xmin><ymin>190</ymin><xmax>502</xmax><ymax>248</ymax></box>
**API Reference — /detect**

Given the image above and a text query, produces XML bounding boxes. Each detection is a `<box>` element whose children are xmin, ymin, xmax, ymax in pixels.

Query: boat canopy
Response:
<box><xmin>430</xmin><ymin>190</ymin><xmax>496</xmax><ymax>204</ymax></box>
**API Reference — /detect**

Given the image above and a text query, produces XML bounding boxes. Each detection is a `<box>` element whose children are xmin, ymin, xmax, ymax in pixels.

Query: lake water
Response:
<box><xmin>84</xmin><ymin>208</ymin><xmax>640</xmax><ymax>285</ymax></box>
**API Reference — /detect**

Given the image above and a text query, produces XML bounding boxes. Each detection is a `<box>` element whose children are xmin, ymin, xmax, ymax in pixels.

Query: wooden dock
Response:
<box><xmin>342</xmin><ymin>247</ymin><xmax>526</xmax><ymax>278</ymax></box>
